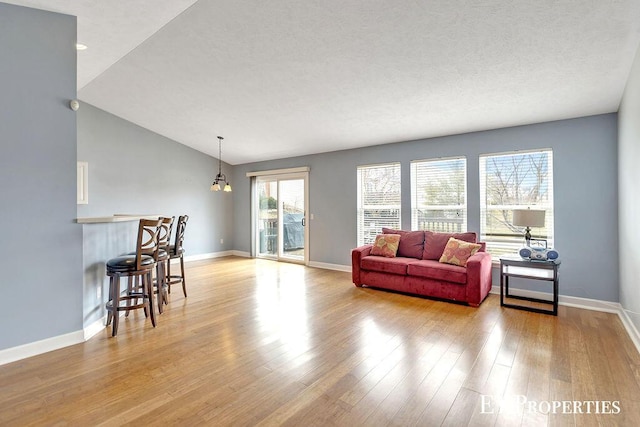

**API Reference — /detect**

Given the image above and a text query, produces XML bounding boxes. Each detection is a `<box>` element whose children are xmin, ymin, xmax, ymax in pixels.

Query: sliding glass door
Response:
<box><xmin>257</xmin><ymin>178</ymin><xmax>279</xmax><ymax>257</ymax></box>
<box><xmin>255</xmin><ymin>173</ymin><xmax>308</xmax><ymax>263</ymax></box>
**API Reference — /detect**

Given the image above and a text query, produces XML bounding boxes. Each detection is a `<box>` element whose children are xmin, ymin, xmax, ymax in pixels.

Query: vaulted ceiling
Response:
<box><xmin>6</xmin><ymin>1</ymin><xmax>640</xmax><ymax>164</ymax></box>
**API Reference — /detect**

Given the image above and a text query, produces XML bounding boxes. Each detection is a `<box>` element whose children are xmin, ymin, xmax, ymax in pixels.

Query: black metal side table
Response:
<box><xmin>499</xmin><ymin>255</ymin><xmax>561</xmax><ymax>316</ymax></box>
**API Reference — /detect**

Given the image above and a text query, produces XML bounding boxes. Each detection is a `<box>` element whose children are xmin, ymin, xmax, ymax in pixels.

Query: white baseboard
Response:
<box><xmin>489</xmin><ymin>285</ymin><xmax>620</xmax><ymax>313</ymax></box>
<box><xmin>0</xmin><ymin>330</ymin><xmax>85</xmax><ymax>367</ymax></box>
<box><xmin>231</xmin><ymin>250</ymin><xmax>251</xmax><ymax>258</ymax></box>
<box><xmin>171</xmin><ymin>250</ymin><xmax>250</xmax><ymax>264</ymax></box>
<box><xmin>182</xmin><ymin>251</ymin><xmax>234</xmax><ymax>262</ymax></box>
<box><xmin>308</xmin><ymin>261</ymin><xmax>351</xmax><ymax>273</ymax></box>
<box><xmin>489</xmin><ymin>285</ymin><xmax>640</xmax><ymax>354</ymax></box>
<box><xmin>83</xmin><ymin>316</ymin><xmax>106</xmax><ymax>341</ymax></box>
<box><xmin>618</xmin><ymin>309</ymin><xmax>640</xmax><ymax>355</ymax></box>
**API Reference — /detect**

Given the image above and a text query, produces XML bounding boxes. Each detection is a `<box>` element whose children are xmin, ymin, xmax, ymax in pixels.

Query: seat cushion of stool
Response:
<box><xmin>107</xmin><ymin>254</ymin><xmax>155</xmax><ymax>272</ymax></box>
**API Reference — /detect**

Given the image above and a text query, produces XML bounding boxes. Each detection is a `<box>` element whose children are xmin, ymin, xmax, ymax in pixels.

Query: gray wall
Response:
<box><xmin>0</xmin><ymin>4</ymin><xmax>83</xmax><ymax>349</ymax></box>
<box><xmin>77</xmin><ymin>103</ymin><xmax>235</xmax><ymax>327</ymax></box>
<box><xmin>618</xmin><ymin>43</ymin><xmax>640</xmax><ymax>330</ymax></box>
<box><xmin>233</xmin><ymin>114</ymin><xmax>619</xmax><ymax>302</ymax></box>
<box><xmin>77</xmin><ymin>103</ymin><xmax>235</xmax><ymax>256</ymax></box>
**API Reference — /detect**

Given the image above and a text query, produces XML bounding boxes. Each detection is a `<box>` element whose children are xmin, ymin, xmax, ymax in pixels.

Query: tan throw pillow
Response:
<box><xmin>423</xmin><ymin>231</ymin><xmax>477</xmax><ymax>260</ymax></box>
<box><xmin>439</xmin><ymin>237</ymin><xmax>482</xmax><ymax>266</ymax></box>
<box><xmin>370</xmin><ymin>234</ymin><xmax>401</xmax><ymax>258</ymax></box>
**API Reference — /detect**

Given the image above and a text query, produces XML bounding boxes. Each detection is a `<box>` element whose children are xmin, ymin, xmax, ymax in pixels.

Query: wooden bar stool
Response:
<box><xmin>167</xmin><ymin>215</ymin><xmax>189</xmax><ymax>297</ymax></box>
<box><xmin>105</xmin><ymin>218</ymin><xmax>161</xmax><ymax>337</ymax></box>
<box><xmin>125</xmin><ymin>216</ymin><xmax>173</xmax><ymax>314</ymax></box>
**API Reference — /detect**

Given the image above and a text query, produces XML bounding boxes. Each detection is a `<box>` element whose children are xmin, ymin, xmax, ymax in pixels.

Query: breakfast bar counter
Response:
<box><xmin>78</xmin><ymin>214</ymin><xmax>163</xmax><ymax>337</ymax></box>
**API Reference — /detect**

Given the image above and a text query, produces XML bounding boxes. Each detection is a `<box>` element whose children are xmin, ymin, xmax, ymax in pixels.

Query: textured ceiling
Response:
<box><xmin>6</xmin><ymin>0</ymin><xmax>640</xmax><ymax>164</ymax></box>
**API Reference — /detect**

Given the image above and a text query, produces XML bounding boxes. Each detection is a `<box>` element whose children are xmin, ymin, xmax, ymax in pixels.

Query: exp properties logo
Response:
<box><xmin>480</xmin><ymin>395</ymin><xmax>621</xmax><ymax>415</ymax></box>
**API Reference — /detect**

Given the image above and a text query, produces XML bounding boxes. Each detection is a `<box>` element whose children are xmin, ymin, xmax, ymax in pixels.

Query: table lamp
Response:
<box><xmin>512</xmin><ymin>208</ymin><xmax>546</xmax><ymax>246</ymax></box>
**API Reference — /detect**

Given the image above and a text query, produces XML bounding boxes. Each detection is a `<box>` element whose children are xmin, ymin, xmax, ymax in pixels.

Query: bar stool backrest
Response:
<box><xmin>158</xmin><ymin>216</ymin><xmax>174</xmax><ymax>250</ymax></box>
<box><xmin>174</xmin><ymin>215</ymin><xmax>189</xmax><ymax>252</ymax></box>
<box><xmin>136</xmin><ymin>218</ymin><xmax>162</xmax><ymax>270</ymax></box>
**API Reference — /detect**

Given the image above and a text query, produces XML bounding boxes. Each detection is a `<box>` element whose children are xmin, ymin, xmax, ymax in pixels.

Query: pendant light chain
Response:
<box><xmin>218</xmin><ymin>136</ymin><xmax>223</xmax><ymax>178</ymax></box>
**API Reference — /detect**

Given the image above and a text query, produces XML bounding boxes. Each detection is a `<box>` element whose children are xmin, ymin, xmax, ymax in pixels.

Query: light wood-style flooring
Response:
<box><xmin>1</xmin><ymin>257</ymin><xmax>639</xmax><ymax>426</ymax></box>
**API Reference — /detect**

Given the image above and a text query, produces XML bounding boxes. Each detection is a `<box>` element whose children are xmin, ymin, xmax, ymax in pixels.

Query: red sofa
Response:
<box><xmin>351</xmin><ymin>228</ymin><xmax>492</xmax><ymax>307</ymax></box>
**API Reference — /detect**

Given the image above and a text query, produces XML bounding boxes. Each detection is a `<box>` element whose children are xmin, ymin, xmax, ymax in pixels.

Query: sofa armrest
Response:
<box><xmin>351</xmin><ymin>244</ymin><xmax>373</xmax><ymax>286</ymax></box>
<box><xmin>465</xmin><ymin>251</ymin><xmax>493</xmax><ymax>306</ymax></box>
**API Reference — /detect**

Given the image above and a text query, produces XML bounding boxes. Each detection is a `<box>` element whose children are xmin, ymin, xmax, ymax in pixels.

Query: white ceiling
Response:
<box><xmin>6</xmin><ymin>1</ymin><xmax>640</xmax><ymax>165</ymax></box>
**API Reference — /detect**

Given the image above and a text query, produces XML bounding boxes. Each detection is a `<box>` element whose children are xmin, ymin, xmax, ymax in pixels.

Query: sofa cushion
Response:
<box><xmin>439</xmin><ymin>237</ymin><xmax>482</xmax><ymax>267</ymax></box>
<box><xmin>371</xmin><ymin>234</ymin><xmax>401</xmax><ymax>258</ymax></box>
<box><xmin>361</xmin><ymin>256</ymin><xmax>411</xmax><ymax>275</ymax></box>
<box><xmin>407</xmin><ymin>259</ymin><xmax>467</xmax><ymax>284</ymax></box>
<box><xmin>422</xmin><ymin>231</ymin><xmax>477</xmax><ymax>260</ymax></box>
<box><xmin>382</xmin><ymin>228</ymin><xmax>425</xmax><ymax>259</ymax></box>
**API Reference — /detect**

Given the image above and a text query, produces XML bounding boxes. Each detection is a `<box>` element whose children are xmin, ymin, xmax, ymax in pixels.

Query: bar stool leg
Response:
<box><xmin>180</xmin><ymin>256</ymin><xmax>187</xmax><ymax>297</ymax></box>
<box><xmin>146</xmin><ymin>271</ymin><xmax>157</xmax><ymax>327</ymax></box>
<box><xmin>106</xmin><ymin>276</ymin><xmax>115</xmax><ymax>327</ymax></box>
<box><xmin>156</xmin><ymin>262</ymin><xmax>164</xmax><ymax>314</ymax></box>
<box><xmin>111</xmin><ymin>273</ymin><xmax>121</xmax><ymax>337</ymax></box>
<box><xmin>125</xmin><ymin>276</ymin><xmax>134</xmax><ymax>317</ymax></box>
<box><xmin>154</xmin><ymin>264</ymin><xmax>161</xmax><ymax>314</ymax></box>
<box><xmin>162</xmin><ymin>259</ymin><xmax>169</xmax><ymax>305</ymax></box>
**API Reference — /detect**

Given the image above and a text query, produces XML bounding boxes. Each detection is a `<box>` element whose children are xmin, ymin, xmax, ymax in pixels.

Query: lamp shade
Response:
<box><xmin>512</xmin><ymin>209</ymin><xmax>546</xmax><ymax>228</ymax></box>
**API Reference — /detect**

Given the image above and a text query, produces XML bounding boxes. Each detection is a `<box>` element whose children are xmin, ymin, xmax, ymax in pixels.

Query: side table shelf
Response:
<box><xmin>500</xmin><ymin>255</ymin><xmax>561</xmax><ymax>316</ymax></box>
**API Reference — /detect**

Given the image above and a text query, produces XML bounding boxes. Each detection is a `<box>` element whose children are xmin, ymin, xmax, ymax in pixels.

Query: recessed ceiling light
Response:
<box><xmin>76</xmin><ymin>43</ymin><xmax>87</xmax><ymax>51</ymax></box>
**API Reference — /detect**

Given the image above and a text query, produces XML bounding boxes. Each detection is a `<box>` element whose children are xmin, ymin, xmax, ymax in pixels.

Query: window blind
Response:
<box><xmin>357</xmin><ymin>163</ymin><xmax>401</xmax><ymax>246</ymax></box>
<box><xmin>411</xmin><ymin>157</ymin><xmax>467</xmax><ymax>233</ymax></box>
<box><xmin>479</xmin><ymin>149</ymin><xmax>554</xmax><ymax>256</ymax></box>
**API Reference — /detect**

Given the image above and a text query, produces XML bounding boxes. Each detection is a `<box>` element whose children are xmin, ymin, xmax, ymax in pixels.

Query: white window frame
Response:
<box><xmin>410</xmin><ymin>157</ymin><xmax>467</xmax><ymax>233</ymax></box>
<box><xmin>479</xmin><ymin>149</ymin><xmax>554</xmax><ymax>256</ymax></box>
<box><xmin>357</xmin><ymin>163</ymin><xmax>401</xmax><ymax>246</ymax></box>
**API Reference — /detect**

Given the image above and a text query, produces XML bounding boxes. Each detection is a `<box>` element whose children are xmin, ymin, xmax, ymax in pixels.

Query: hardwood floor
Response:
<box><xmin>1</xmin><ymin>257</ymin><xmax>639</xmax><ymax>426</ymax></box>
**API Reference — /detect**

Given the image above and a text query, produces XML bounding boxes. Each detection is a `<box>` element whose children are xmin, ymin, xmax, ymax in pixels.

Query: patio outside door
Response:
<box><xmin>256</xmin><ymin>173</ymin><xmax>307</xmax><ymax>263</ymax></box>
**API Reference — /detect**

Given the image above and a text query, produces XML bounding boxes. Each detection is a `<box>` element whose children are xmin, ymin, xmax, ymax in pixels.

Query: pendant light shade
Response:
<box><xmin>211</xmin><ymin>136</ymin><xmax>231</xmax><ymax>192</ymax></box>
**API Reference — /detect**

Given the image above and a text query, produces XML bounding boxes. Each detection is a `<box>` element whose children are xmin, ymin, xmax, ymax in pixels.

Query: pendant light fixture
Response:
<box><xmin>210</xmin><ymin>136</ymin><xmax>232</xmax><ymax>192</ymax></box>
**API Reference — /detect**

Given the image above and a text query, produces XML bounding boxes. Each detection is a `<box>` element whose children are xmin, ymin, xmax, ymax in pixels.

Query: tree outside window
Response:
<box><xmin>480</xmin><ymin>150</ymin><xmax>554</xmax><ymax>256</ymax></box>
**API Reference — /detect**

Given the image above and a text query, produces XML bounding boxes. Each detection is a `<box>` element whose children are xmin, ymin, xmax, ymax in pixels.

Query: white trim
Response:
<box><xmin>246</xmin><ymin>166</ymin><xmax>309</xmax><ymax>177</ymax></box>
<box><xmin>489</xmin><ymin>286</ymin><xmax>640</xmax><ymax>354</ymax></box>
<box><xmin>182</xmin><ymin>251</ymin><xmax>235</xmax><ymax>262</ymax></box>
<box><xmin>489</xmin><ymin>286</ymin><xmax>619</xmax><ymax>313</ymax></box>
<box><xmin>0</xmin><ymin>330</ymin><xmax>84</xmax><ymax>366</ymax></box>
<box><xmin>231</xmin><ymin>250</ymin><xmax>251</xmax><ymax>258</ymax></box>
<box><xmin>304</xmin><ymin>174</ymin><xmax>310</xmax><ymax>265</ymax></box>
<box><xmin>170</xmin><ymin>251</ymin><xmax>250</xmax><ymax>264</ymax></box>
<box><xmin>308</xmin><ymin>261</ymin><xmax>351</xmax><ymax>273</ymax></box>
<box><xmin>619</xmin><ymin>309</ymin><xmax>640</xmax><ymax>355</ymax></box>
<box><xmin>479</xmin><ymin>147</ymin><xmax>554</xmax><ymax>158</ymax></box>
<box><xmin>83</xmin><ymin>316</ymin><xmax>106</xmax><ymax>341</ymax></box>
<box><xmin>356</xmin><ymin>161</ymin><xmax>402</xmax><ymax>170</ymax></box>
